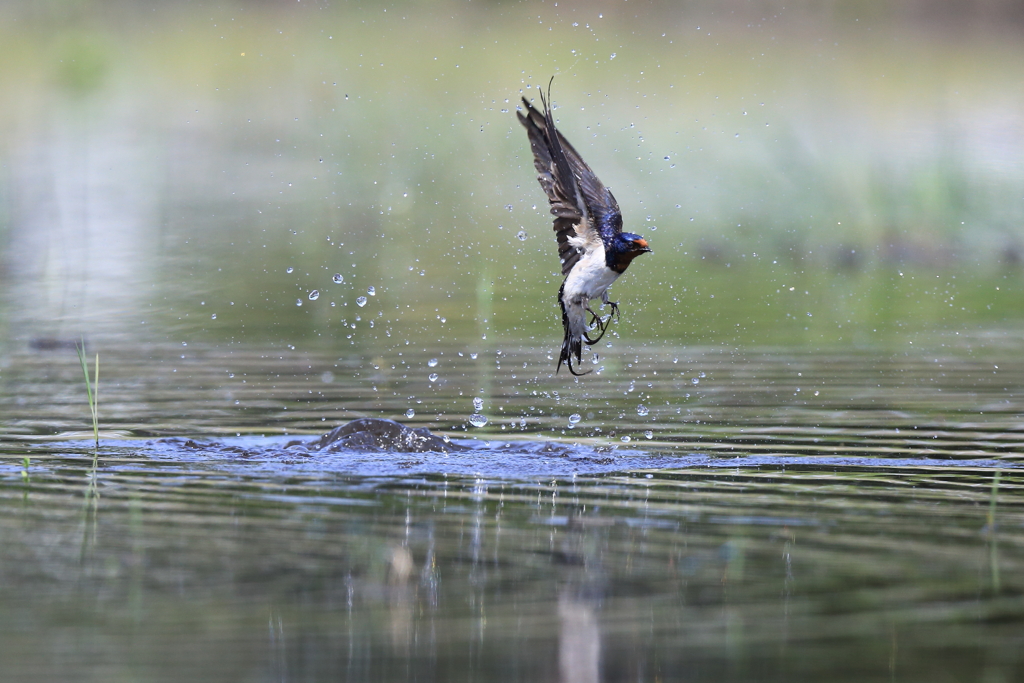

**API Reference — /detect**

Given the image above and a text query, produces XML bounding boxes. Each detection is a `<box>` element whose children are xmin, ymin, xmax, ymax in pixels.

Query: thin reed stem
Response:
<box><xmin>77</xmin><ymin>339</ymin><xmax>99</xmax><ymax>447</ymax></box>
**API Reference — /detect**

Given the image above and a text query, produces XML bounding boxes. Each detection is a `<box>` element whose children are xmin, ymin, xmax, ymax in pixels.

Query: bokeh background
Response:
<box><xmin>1</xmin><ymin>0</ymin><xmax>1023</xmax><ymax>353</ymax></box>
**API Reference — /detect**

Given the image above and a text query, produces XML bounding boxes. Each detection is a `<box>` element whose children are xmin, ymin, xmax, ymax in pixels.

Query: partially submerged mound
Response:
<box><xmin>306</xmin><ymin>418</ymin><xmax>467</xmax><ymax>454</ymax></box>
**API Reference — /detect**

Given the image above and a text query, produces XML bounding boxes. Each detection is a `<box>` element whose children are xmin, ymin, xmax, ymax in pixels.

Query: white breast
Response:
<box><xmin>562</xmin><ymin>243</ymin><xmax>619</xmax><ymax>305</ymax></box>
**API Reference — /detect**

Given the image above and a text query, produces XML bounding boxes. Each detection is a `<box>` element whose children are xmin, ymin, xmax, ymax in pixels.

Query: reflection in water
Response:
<box><xmin>269</xmin><ymin>613</ymin><xmax>287</xmax><ymax>683</ymax></box>
<box><xmin>0</xmin><ymin>433</ymin><xmax>1021</xmax><ymax>681</ymax></box>
<box><xmin>387</xmin><ymin>544</ymin><xmax>415</xmax><ymax>653</ymax></box>
<box><xmin>988</xmin><ymin>471</ymin><xmax>1002</xmax><ymax>595</ymax></box>
<box><xmin>557</xmin><ymin>510</ymin><xmax>608</xmax><ymax>683</ymax></box>
<box><xmin>559</xmin><ymin>594</ymin><xmax>600</xmax><ymax>683</ymax></box>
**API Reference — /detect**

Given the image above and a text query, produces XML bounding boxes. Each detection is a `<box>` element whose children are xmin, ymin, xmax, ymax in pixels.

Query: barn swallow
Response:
<box><xmin>517</xmin><ymin>81</ymin><xmax>651</xmax><ymax>376</ymax></box>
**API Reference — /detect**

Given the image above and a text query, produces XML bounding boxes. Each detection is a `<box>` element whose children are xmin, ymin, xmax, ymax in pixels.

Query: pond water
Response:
<box><xmin>3</xmin><ymin>3</ymin><xmax>1024</xmax><ymax>680</ymax></box>
<box><xmin>1</xmin><ymin>338</ymin><xmax>1022</xmax><ymax>682</ymax></box>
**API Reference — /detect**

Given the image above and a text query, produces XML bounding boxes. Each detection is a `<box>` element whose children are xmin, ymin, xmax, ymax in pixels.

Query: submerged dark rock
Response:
<box><xmin>29</xmin><ymin>337</ymin><xmax>85</xmax><ymax>352</ymax></box>
<box><xmin>307</xmin><ymin>418</ymin><xmax>468</xmax><ymax>454</ymax></box>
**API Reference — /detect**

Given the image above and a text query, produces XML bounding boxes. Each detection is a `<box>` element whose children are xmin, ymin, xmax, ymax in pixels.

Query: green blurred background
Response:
<box><xmin>1</xmin><ymin>0</ymin><xmax>1023</xmax><ymax>353</ymax></box>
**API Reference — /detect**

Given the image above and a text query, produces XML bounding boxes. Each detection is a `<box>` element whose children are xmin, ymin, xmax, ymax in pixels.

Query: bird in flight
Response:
<box><xmin>517</xmin><ymin>81</ymin><xmax>651</xmax><ymax>376</ymax></box>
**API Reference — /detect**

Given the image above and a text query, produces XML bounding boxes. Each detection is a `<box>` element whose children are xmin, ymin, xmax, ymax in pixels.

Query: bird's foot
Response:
<box><xmin>562</xmin><ymin>356</ymin><xmax>591</xmax><ymax>376</ymax></box>
<box><xmin>583</xmin><ymin>307</ymin><xmax>609</xmax><ymax>344</ymax></box>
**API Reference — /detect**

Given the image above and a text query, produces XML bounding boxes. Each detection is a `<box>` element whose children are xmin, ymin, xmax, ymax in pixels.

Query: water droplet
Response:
<box><xmin>367</xmin><ymin>286</ymin><xmax>376</xmax><ymax>296</ymax></box>
<box><xmin>470</xmin><ymin>353</ymin><xmax>478</xmax><ymax>360</ymax></box>
<box><xmin>691</xmin><ymin>377</ymin><xmax>700</xmax><ymax>385</ymax></box>
<box><xmin>286</xmin><ymin>267</ymin><xmax>294</xmax><ymax>274</ymax></box>
<box><xmin>332</xmin><ymin>273</ymin><xmax>344</xmax><ymax>284</ymax></box>
<box><xmin>308</xmin><ymin>290</ymin><xmax>320</xmax><ymax>301</ymax></box>
<box><xmin>211</xmin><ymin>313</ymin><xmax>217</xmax><ymax>320</ymax></box>
<box><xmin>469</xmin><ymin>414</ymin><xmax>488</xmax><ymax>427</ymax></box>
<box><xmin>516</xmin><ymin>230</ymin><xmax>528</xmax><ymax>241</ymax></box>
<box><xmin>610</xmin><ymin>52</ymin><xmax>617</xmax><ymax>59</ymax></box>
<box><xmin>428</xmin><ymin>358</ymin><xmax>439</xmax><ymax>368</ymax></box>
<box><xmin>644</xmin><ymin>430</ymin><xmax>653</xmax><ymax>439</ymax></box>
<box><xmin>473</xmin><ymin>397</ymin><xmax>484</xmax><ymax>411</ymax></box>
<box><xmin>636</xmin><ymin>404</ymin><xmax>649</xmax><ymax>417</ymax></box>
<box><xmin>428</xmin><ymin>373</ymin><xmax>439</xmax><ymax>382</ymax></box>
<box><xmin>405</xmin><ymin>408</ymin><xmax>415</xmax><ymax>418</ymax></box>
<box><xmin>568</xmin><ymin>413</ymin><xmax>581</xmax><ymax>425</ymax></box>
<box><xmin>296</xmin><ymin>299</ymin><xmax>303</xmax><ymax>306</ymax></box>
<box><xmin>620</xmin><ymin>435</ymin><xmax>631</xmax><ymax>443</ymax></box>
<box><xmin>699</xmin><ymin>371</ymin><xmax>706</xmax><ymax>378</ymax></box>
<box><xmin>356</xmin><ymin>296</ymin><xmax>367</xmax><ymax>307</ymax></box>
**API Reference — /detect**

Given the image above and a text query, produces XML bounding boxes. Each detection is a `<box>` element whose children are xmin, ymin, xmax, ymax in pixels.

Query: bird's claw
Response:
<box><xmin>583</xmin><ymin>302</ymin><xmax>620</xmax><ymax>345</ymax></box>
<box><xmin>584</xmin><ymin>307</ymin><xmax>610</xmax><ymax>344</ymax></box>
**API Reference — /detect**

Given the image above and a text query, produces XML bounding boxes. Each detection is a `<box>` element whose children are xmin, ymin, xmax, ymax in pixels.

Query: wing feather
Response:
<box><xmin>517</xmin><ymin>87</ymin><xmax>623</xmax><ymax>274</ymax></box>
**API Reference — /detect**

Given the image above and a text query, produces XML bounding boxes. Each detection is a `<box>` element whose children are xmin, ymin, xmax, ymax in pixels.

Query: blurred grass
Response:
<box><xmin>0</xmin><ymin>1</ymin><xmax>1023</xmax><ymax>350</ymax></box>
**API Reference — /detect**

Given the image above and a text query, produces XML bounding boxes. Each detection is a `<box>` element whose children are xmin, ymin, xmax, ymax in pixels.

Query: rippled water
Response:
<box><xmin>1</xmin><ymin>337</ymin><xmax>1022</xmax><ymax>681</ymax></box>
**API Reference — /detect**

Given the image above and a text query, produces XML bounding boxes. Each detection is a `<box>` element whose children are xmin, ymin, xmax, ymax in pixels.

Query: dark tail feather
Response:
<box><xmin>558</xmin><ymin>330</ymin><xmax>587</xmax><ymax>376</ymax></box>
<box><xmin>556</xmin><ymin>282</ymin><xmax>590</xmax><ymax>376</ymax></box>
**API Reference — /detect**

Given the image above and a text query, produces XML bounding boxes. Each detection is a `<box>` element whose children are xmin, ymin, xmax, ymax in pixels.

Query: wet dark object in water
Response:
<box><xmin>307</xmin><ymin>418</ymin><xmax>467</xmax><ymax>453</ymax></box>
<box><xmin>29</xmin><ymin>337</ymin><xmax>86</xmax><ymax>352</ymax></box>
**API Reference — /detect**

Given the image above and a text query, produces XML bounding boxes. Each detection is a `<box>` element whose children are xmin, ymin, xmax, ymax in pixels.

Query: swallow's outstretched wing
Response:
<box><xmin>517</xmin><ymin>83</ymin><xmax>623</xmax><ymax>275</ymax></box>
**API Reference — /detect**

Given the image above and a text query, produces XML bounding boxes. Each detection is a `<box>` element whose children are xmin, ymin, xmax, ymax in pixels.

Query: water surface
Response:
<box><xmin>1</xmin><ymin>339</ymin><xmax>1022</xmax><ymax>681</ymax></box>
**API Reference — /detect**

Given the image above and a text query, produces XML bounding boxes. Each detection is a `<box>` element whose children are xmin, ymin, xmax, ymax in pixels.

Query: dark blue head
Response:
<box><xmin>606</xmin><ymin>232</ymin><xmax>652</xmax><ymax>273</ymax></box>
